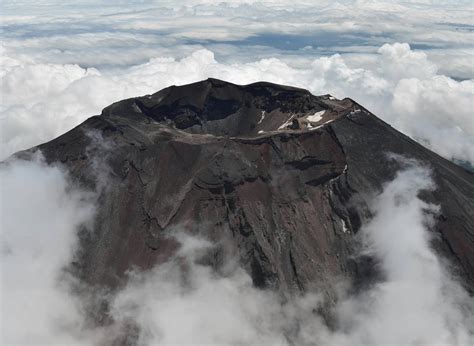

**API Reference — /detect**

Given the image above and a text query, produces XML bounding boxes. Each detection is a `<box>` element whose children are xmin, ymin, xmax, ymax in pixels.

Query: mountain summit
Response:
<box><xmin>26</xmin><ymin>79</ymin><xmax>473</xmax><ymax>328</ymax></box>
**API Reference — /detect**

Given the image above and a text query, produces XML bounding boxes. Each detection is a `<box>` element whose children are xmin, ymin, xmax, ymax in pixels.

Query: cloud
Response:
<box><xmin>103</xmin><ymin>157</ymin><xmax>474</xmax><ymax>345</ymax></box>
<box><xmin>1</xmin><ymin>1</ymin><xmax>473</xmax><ymax>164</ymax></box>
<box><xmin>108</xmin><ymin>234</ymin><xmax>290</xmax><ymax>345</ymax></box>
<box><xmin>328</xmin><ymin>156</ymin><xmax>474</xmax><ymax>345</ymax></box>
<box><xmin>1</xmin><ymin>0</ymin><xmax>473</xmax><ymax>69</ymax></box>
<box><xmin>376</xmin><ymin>42</ymin><xmax>438</xmax><ymax>81</ymax></box>
<box><xmin>1</xmin><ymin>43</ymin><xmax>473</xmax><ymax>164</ymax></box>
<box><xmin>0</xmin><ymin>153</ymin><xmax>97</xmax><ymax>344</ymax></box>
<box><xmin>1</xmin><ymin>152</ymin><xmax>472</xmax><ymax>344</ymax></box>
<box><xmin>391</xmin><ymin>76</ymin><xmax>474</xmax><ymax>161</ymax></box>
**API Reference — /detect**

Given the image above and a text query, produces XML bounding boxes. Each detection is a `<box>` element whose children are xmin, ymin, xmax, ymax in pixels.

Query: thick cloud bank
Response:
<box><xmin>2</xmin><ymin>43</ymin><xmax>474</xmax><ymax>163</ymax></box>
<box><xmin>1</xmin><ymin>0</ymin><xmax>473</xmax><ymax>164</ymax></box>
<box><xmin>0</xmin><ymin>154</ymin><xmax>96</xmax><ymax>344</ymax></box>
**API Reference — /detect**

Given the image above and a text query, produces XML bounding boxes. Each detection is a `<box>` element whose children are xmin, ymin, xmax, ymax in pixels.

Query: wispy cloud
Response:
<box><xmin>0</xmin><ymin>153</ymin><xmax>96</xmax><ymax>344</ymax></box>
<box><xmin>1</xmin><ymin>153</ymin><xmax>472</xmax><ymax>344</ymax></box>
<box><xmin>329</xmin><ymin>157</ymin><xmax>474</xmax><ymax>344</ymax></box>
<box><xmin>105</xmin><ymin>158</ymin><xmax>473</xmax><ymax>345</ymax></box>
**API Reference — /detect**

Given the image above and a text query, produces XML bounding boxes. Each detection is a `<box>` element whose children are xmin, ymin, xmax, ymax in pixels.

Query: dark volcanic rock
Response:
<box><xmin>25</xmin><ymin>79</ymin><xmax>474</xmax><ymax>308</ymax></box>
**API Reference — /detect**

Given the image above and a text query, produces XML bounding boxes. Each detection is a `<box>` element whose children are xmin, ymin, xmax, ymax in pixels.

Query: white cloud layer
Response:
<box><xmin>1</xmin><ymin>0</ymin><xmax>473</xmax><ymax>163</ymax></box>
<box><xmin>2</xmin><ymin>0</ymin><xmax>473</xmax><ymax>64</ymax></box>
<box><xmin>1</xmin><ymin>43</ymin><xmax>473</xmax><ymax>163</ymax></box>
<box><xmin>0</xmin><ymin>154</ymin><xmax>96</xmax><ymax>344</ymax></box>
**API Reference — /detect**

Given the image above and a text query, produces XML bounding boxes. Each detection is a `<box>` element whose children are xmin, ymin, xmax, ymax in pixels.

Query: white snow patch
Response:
<box><xmin>257</xmin><ymin>111</ymin><xmax>266</xmax><ymax>124</ymax></box>
<box><xmin>258</xmin><ymin>130</ymin><xmax>264</xmax><ymax>134</ymax></box>
<box><xmin>329</xmin><ymin>96</ymin><xmax>337</xmax><ymax>100</ymax></box>
<box><xmin>341</xmin><ymin>219</ymin><xmax>348</xmax><ymax>233</ymax></box>
<box><xmin>307</xmin><ymin>110</ymin><xmax>326</xmax><ymax>123</ymax></box>
<box><xmin>308</xmin><ymin>119</ymin><xmax>335</xmax><ymax>130</ymax></box>
<box><xmin>278</xmin><ymin>114</ymin><xmax>295</xmax><ymax>130</ymax></box>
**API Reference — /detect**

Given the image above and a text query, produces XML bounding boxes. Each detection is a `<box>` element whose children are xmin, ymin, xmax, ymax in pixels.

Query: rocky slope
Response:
<box><xmin>24</xmin><ymin>78</ymin><xmax>473</xmax><ymax>324</ymax></box>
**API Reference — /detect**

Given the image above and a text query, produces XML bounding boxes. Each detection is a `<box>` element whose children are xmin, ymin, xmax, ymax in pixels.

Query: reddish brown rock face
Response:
<box><xmin>30</xmin><ymin>78</ymin><xmax>473</xmax><ymax>303</ymax></box>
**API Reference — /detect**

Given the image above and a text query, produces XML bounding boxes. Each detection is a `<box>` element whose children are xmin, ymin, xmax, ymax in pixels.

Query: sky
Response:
<box><xmin>1</xmin><ymin>1</ymin><xmax>474</xmax><ymax>344</ymax></box>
